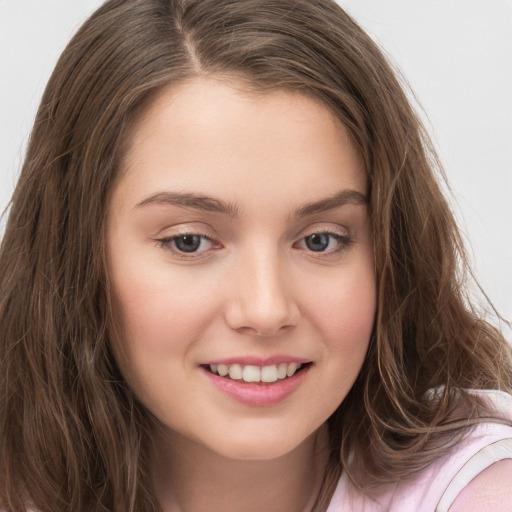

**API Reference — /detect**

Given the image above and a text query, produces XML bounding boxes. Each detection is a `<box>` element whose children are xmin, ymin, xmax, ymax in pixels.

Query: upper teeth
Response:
<box><xmin>209</xmin><ymin>363</ymin><xmax>303</xmax><ymax>383</ymax></box>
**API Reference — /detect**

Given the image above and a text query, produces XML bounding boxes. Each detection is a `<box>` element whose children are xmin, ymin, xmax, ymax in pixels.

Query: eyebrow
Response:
<box><xmin>135</xmin><ymin>191</ymin><xmax>239</xmax><ymax>217</ymax></box>
<box><xmin>293</xmin><ymin>189</ymin><xmax>368</xmax><ymax>218</ymax></box>
<box><xmin>135</xmin><ymin>188</ymin><xmax>367</xmax><ymax>218</ymax></box>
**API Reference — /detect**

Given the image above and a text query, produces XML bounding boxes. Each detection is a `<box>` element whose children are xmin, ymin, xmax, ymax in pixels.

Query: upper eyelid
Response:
<box><xmin>156</xmin><ymin>224</ymin><xmax>350</xmax><ymax>240</ymax></box>
<box><xmin>154</xmin><ymin>221</ymin><xmax>352</xmax><ymax>244</ymax></box>
<box><xmin>158</xmin><ymin>232</ymin><xmax>213</xmax><ymax>241</ymax></box>
<box><xmin>155</xmin><ymin>221</ymin><xmax>218</xmax><ymax>238</ymax></box>
<box><xmin>295</xmin><ymin>223</ymin><xmax>350</xmax><ymax>239</ymax></box>
<box><xmin>294</xmin><ymin>231</ymin><xmax>352</xmax><ymax>246</ymax></box>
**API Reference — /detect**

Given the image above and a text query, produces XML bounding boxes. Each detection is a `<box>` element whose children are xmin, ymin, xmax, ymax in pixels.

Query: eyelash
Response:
<box><xmin>156</xmin><ymin>232</ymin><xmax>218</xmax><ymax>259</ymax></box>
<box><xmin>155</xmin><ymin>230</ymin><xmax>354</xmax><ymax>259</ymax></box>
<box><xmin>293</xmin><ymin>231</ymin><xmax>354</xmax><ymax>256</ymax></box>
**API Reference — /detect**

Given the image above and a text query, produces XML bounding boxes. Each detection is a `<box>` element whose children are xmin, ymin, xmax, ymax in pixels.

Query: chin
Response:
<box><xmin>206</xmin><ymin>426</ymin><xmax>320</xmax><ymax>462</ymax></box>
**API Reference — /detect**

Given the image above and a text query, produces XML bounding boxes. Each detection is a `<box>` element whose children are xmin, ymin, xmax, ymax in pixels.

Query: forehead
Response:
<box><xmin>116</xmin><ymin>77</ymin><xmax>366</xmax><ymax>211</ymax></box>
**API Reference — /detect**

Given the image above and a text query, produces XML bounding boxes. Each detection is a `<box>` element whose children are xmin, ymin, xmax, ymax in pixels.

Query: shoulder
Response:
<box><xmin>448</xmin><ymin>458</ymin><xmax>512</xmax><ymax>512</ymax></box>
<box><xmin>436</xmin><ymin>389</ymin><xmax>512</xmax><ymax>511</ymax></box>
<box><xmin>414</xmin><ymin>389</ymin><xmax>512</xmax><ymax>512</ymax></box>
<box><xmin>327</xmin><ymin>390</ymin><xmax>512</xmax><ymax>512</ymax></box>
<box><xmin>389</xmin><ymin>421</ymin><xmax>512</xmax><ymax>512</ymax></box>
<box><xmin>424</xmin><ymin>389</ymin><xmax>512</xmax><ymax>512</ymax></box>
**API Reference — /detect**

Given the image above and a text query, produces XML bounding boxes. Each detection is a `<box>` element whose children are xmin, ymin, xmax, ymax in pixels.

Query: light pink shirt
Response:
<box><xmin>327</xmin><ymin>390</ymin><xmax>512</xmax><ymax>512</ymax></box>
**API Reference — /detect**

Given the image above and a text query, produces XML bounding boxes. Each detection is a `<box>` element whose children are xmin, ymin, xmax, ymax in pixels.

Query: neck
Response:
<box><xmin>151</xmin><ymin>425</ymin><xmax>330</xmax><ymax>512</ymax></box>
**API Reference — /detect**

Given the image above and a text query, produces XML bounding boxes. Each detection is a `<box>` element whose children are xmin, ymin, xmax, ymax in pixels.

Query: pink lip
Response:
<box><xmin>201</xmin><ymin>363</ymin><xmax>310</xmax><ymax>406</ymax></box>
<box><xmin>201</xmin><ymin>355</ymin><xmax>311</xmax><ymax>366</ymax></box>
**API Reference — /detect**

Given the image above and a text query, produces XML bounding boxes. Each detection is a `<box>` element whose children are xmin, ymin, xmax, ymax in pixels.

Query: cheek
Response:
<box><xmin>309</xmin><ymin>265</ymin><xmax>376</xmax><ymax>348</ymax></box>
<box><xmin>330</xmin><ymin>284</ymin><xmax>375</xmax><ymax>353</ymax></box>
<box><xmin>301</xmin><ymin>259</ymin><xmax>376</xmax><ymax>399</ymax></box>
<box><xmin>109</xmin><ymin>263</ymin><xmax>222</xmax><ymax>359</ymax></box>
<box><xmin>108</xmin><ymin>269</ymin><xmax>222</xmax><ymax>411</ymax></box>
<box><xmin>287</xmin><ymin>262</ymin><xmax>375</xmax><ymax>433</ymax></box>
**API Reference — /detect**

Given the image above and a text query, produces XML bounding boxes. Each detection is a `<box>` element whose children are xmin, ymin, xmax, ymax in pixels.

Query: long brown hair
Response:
<box><xmin>1</xmin><ymin>1</ymin><xmax>511</xmax><ymax>510</ymax></box>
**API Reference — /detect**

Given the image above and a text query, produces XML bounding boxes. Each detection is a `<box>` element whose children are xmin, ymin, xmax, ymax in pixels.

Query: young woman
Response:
<box><xmin>1</xmin><ymin>1</ymin><xmax>511</xmax><ymax>511</ymax></box>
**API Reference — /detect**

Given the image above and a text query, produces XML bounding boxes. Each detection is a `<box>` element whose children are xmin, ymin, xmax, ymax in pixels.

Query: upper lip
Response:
<box><xmin>200</xmin><ymin>355</ymin><xmax>311</xmax><ymax>366</ymax></box>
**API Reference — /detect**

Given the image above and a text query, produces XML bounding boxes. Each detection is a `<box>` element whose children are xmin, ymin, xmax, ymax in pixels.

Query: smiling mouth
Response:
<box><xmin>202</xmin><ymin>362</ymin><xmax>310</xmax><ymax>384</ymax></box>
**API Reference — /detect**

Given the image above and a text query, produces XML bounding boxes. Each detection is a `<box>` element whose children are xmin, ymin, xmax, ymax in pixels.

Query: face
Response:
<box><xmin>106</xmin><ymin>77</ymin><xmax>376</xmax><ymax>461</ymax></box>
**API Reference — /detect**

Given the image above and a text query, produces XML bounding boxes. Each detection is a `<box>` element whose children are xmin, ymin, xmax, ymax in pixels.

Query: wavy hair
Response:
<box><xmin>1</xmin><ymin>0</ymin><xmax>511</xmax><ymax>510</ymax></box>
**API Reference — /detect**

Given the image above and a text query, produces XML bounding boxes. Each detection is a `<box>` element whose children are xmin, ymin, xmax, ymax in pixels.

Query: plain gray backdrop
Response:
<box><xmin>1</xmin><ymin>0</ymin><xmax>511</xmax><ymax>339</ymax></box>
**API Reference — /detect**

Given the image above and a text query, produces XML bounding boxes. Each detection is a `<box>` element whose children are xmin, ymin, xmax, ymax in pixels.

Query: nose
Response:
<box><xmin>224</xmin><ymin>249</ymin><xmax>300</xmax><ymax>337</ymax></box>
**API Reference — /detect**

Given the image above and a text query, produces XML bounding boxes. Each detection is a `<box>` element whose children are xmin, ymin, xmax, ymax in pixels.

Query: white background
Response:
<box><xmin>1</xmin><ymin>1</ymin><xmax>511</xmax><ymax>339</ymax></box>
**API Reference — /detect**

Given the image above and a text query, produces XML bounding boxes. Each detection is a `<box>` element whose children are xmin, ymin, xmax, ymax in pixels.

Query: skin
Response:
<box><xmin>448</xmin><ymin>459</ymin><xmax>512</xmax><ymax>512</ymax></box>
<box><xmin>106</xmin><ymin>77</ymin><xmax>376</xmax><ymax>511</ymax></box>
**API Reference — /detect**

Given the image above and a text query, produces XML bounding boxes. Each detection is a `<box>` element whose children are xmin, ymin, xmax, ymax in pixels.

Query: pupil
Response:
<box><xmin>306</xmin><ymin>233</ymin><xmax>329</xmax><ymax>252</ymax></box>
<box><xmin>175</xmin><ymin>235</ymin><xmax>201</xmax><ymax>252</ymax></box>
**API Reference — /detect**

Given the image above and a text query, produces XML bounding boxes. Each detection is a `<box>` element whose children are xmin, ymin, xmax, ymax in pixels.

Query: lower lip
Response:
<box><xmin>202</xmin><ymin>365</ymin><xmax>310</xmax><ymax>406</ymax></box>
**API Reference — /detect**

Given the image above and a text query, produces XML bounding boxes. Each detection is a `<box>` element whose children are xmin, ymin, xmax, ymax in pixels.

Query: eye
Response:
<box><xmin>304</xmin><ymin>233</ymin><xmax>331</xmax><ymax>252</ymax></box>
<box><xmin>157</xmin><ymin>233</ymin><xmax>217</xmax><ymax>256</ymax></box>
<box><xmin>173</xmin><ymin>234</ymin><xmax>208</xmax><ymax>253</ymax></box>
<box><xmin>295</xmin><ymin>231</ymin><xmax>353</xmax><ymax>254</ymax></box>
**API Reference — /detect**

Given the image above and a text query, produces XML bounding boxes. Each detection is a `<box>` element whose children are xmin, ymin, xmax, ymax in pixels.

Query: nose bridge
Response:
<box><xmin>225</xmin><ymin>244</ymin><xmax>299</xmax><ymax>336</ymax></box>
